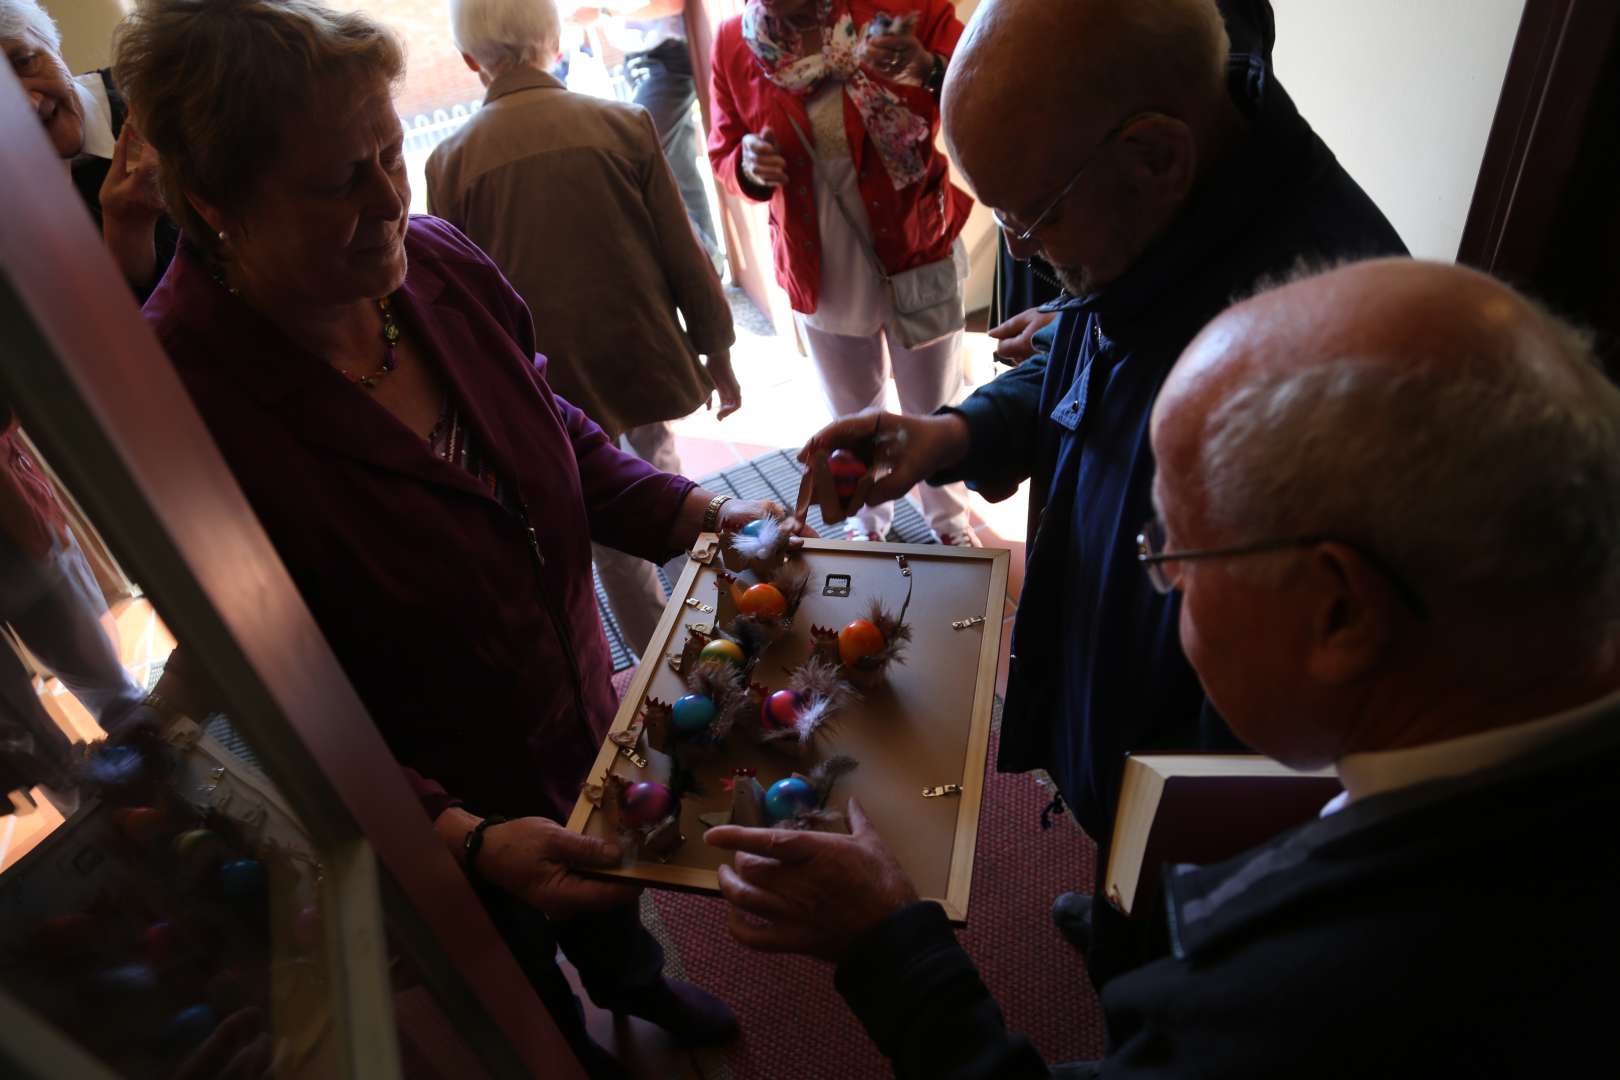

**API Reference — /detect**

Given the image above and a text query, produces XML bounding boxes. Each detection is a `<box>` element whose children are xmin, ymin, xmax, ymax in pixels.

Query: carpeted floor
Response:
<box><xmin>609</xmin><ymin>662</ymin><xmax>1107</xmax><ymax>1078</ymax></box>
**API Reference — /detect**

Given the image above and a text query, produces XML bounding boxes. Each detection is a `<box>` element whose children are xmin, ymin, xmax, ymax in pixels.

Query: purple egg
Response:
<box><xmin>622</xmin><ymin>781</ymin><xmax>675</xmax><ymax>827</ymax></box>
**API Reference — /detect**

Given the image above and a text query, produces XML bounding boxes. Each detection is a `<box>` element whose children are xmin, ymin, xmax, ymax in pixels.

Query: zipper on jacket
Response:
<box><xmin>515</xmin><ymin>498</ymin><xmax>588</xmax><ymax>725</ymax></box>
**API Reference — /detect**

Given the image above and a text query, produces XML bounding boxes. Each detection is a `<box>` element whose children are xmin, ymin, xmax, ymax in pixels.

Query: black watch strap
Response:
<box><xmin>463</xmin><ymin>814</ymin><xmax>508</xmax><ymax>885</ymax></box>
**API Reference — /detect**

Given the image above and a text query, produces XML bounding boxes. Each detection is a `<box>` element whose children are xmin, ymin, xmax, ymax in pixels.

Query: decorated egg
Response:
<box><xmin>164</xmin><ymin>1004</ymin><xmax>219</xmax><ymax>1050</ymax></box>
<box><xmin>113</xmin><ymin>806</ymin><xmax>167</xmax><ymax>846</ymax></box>
<box><xmin>699</xmin><ymin>638</ymin><xmax>747</xmax><ymax>669</ymax></box>
<box><xmin>174</xmin><ymin>829</ymin><xmax>223</xmax><ymax>865</ymax></box>
<box><xmin>292</xmin><ymin>904</ymin><xmax>323</xmax><ymax>954</ymax></box>
<box><xmin>94</xmin><ymin>962</ymin><xmax>158</xmax><ymax>997</ymax></box>
<box><xmin>838</xmin><ymin>618</ymin><xmax>886</xmax><ymax>666</ymax></box>
<box><xmin>762</xmin><ymin>689</ymin><xmax>802</xmax><ymax>731</ymax></box>
<box><xmin>220</xmin><ymin>858</ymin><xmax>267</xmax><ymax>900</ymax></box>
<box><xmin>738</xmin><ymin>583</ymin><xmax>787</xmax><ymax>619</ymax></box>
<box><xmin>86</xmin><ymin>744</ymin><xmax>144</xmax><ymax>787</ymax></box>
<box><xmin>827</xmin><ymin>449</ymin><xmax>868</xmax><ymax>499</ymax></box>
<box><xmin>143</xmin><ymin>921</ymin><xmax>178</xmax><ymax>968</ymax></box>
<box><xmin>672</xmin><ymin>693</ymin><xmax>717</xmax><ymax>733</ymax></box>
<box><xmin>738</xmin><ymin>519</ymin><xmax>765</xmax><ymax>539</ymax></box>
<box><xmin>763</xmin><ymin>777</ymin><xmax>818</xmax><ymax>822</ymax></box>
<box><xmin>622</xmin><ymin>781</ymin><xmax>675</xmax><ymax>827</ymax></box>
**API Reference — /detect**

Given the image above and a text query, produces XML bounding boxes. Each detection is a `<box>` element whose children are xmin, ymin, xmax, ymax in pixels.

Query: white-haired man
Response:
<box><xmin>427</xmin><ymin>0</ymin><xmax>738</xmax><ymax>659</ymax></box>
<box><xmin>709</xmin><ymin>258</ymin><xmax>1620</xmax><ymax>1078</ymax></box>
<box><xmin>1</xmin><ymin>0</ymin><xmax>174</xmax><ymax>296</ymax></box>
<box><xmin>799</xmin><ymin>0</ymin><xmax>1407</xmax><ymax>980</ymax></box>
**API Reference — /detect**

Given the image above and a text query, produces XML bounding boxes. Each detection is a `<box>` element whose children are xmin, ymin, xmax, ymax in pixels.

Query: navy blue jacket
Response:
<box><xmin>837</xmin><ymin>695</ymin><xmax>1620</xmax><ymax>1079</ymax></box>
<box><xmin>938</xmin><ymin>2</ymin><xmax>1406</xmax><ymax>841</ymax></box>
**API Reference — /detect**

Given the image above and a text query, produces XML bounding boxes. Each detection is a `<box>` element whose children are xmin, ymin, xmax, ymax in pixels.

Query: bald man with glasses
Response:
<box><xmin>799</xmin><ymin>0</ymin><xmax>1405</xmax><ymax>987</ymax></box>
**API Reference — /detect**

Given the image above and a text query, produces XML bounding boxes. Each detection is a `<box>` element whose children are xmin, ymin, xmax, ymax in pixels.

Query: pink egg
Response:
<box><xmin>622</xmin><ymin>781</ymin><xmax>675</xmax><ymax>827</ymax></box>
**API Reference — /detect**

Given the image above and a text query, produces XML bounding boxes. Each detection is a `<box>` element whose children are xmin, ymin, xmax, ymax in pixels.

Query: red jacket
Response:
<box><xmin>708</xmin><ymin>0</ymin><xmax>973</xmax><ymax>314</ymax></box>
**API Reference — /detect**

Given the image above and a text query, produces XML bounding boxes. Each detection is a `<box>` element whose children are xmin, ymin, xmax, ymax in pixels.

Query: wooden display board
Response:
<box><xmin>567</xmin><ymin>539</ymin><xmax>1008</xmax><ymax>924</ymax></box>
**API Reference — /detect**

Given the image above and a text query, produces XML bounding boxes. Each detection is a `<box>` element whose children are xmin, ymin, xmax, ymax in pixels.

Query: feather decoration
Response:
<box><xmin>727</xmin><ymin>515</ymin><xmax>791</xmax><ymax>561</ymax></box>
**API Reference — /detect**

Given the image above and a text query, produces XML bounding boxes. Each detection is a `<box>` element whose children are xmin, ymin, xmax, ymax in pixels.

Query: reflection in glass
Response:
<box><xmin>0</xmin><ymin>430</ymin><xmax>340</xmax><ymax>1078</ymax></box>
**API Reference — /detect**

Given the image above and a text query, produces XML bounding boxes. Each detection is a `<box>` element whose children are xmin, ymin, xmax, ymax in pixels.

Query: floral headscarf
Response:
<box><xmin>741</xmin><ymin>1</ymin><xmax>933</xmax><ymax>189</ymax></box>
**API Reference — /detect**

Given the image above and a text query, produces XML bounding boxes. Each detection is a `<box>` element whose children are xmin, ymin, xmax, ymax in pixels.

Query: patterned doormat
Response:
<box><xmin>592</xmin><ymin>449</ymin><xmax>939</xmax><ymax>672</ymax></box>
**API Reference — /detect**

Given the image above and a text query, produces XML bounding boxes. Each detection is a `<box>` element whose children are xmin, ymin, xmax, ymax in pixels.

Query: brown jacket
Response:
<box><xmin>426</xmin><ymin>68</ymin><xmax>734</xmax><ymax>439</ymax></box>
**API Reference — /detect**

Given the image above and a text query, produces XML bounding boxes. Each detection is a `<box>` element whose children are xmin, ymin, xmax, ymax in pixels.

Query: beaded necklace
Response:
<box><xmin>209</xmin><ymin>260</ymin><xmax>399</xmax><ymax>390</ymax></box>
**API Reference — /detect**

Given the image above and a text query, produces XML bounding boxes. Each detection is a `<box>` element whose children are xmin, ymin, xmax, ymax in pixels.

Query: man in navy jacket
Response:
<box><xmin>713</xmin><ymin>259</ymin><xmax>1620</xmax><ymax>1078</ymax></box>
<box><xmin>800</xmin><ymin>0</ymin><xmax>1405</xmax><ymax>982</ymax></box>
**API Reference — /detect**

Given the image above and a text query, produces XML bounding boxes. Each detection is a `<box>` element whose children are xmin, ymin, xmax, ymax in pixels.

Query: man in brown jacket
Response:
<box><xmin>428</xmin><ymin>0</ymin><xmax>738</xmax><ymax>656</ymax></box>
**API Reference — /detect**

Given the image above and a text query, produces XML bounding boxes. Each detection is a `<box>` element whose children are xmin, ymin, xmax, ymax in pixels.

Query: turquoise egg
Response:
<box><xmin>672</xmin><ymin>694</ymin><xmax>717</xmax><ymax>733</ymax></box>
<box><xmin>763</xmin><ymin>777</ymin><xmax>818</xmax><ymax>822</ymax></box>
<box><xmin>738</xmin><ymin>519</ymin><xmax>765</xmax><ymax>539</ymax></box>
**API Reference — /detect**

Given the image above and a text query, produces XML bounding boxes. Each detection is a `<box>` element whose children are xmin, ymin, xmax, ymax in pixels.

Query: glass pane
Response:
<box><xmin>0</xmin><ymin>433</ymin><xmax>347</xmax><ymax>1077</ymax></box>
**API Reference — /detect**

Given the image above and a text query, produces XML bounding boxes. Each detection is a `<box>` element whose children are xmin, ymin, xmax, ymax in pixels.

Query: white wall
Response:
<box><xmin>1271</xmin><ymin>0</ymin><xmax>1525</xmax><ymax>260</ymax></box>
<box><xmin>50</xmin><ymin>0</ymin><xmax>125</xmax><ymax>74</ymax></box>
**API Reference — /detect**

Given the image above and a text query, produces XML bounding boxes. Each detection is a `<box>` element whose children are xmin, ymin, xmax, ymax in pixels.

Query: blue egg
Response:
<box><xmin>165</xmin><ymin>1004</ymin><xmax>218</xmax><ymax>1049</ymax></box>
<box><xmin>95</xmin><ymin>962</ymin><xmax>159</xmax><ymax>996</ymax></box>
<box><xmin>738</xmin><ymin>519</ymin><xmax>765</xmax><ymax>539</ymax></box>
<box><xmin>672</xmin><ymin>694</ymin><xmax>717</xmax><ymax>733</ymax></box>
<box><xmin>220</xmin><ymin>858</ymin><xmax>267</xmax><ymax>900</ymax></box>
<box><xmin>87</xmin><ymin>744</ymin><xmax>143</xmax><ymax>786</ymax></box>
<box><xmin>763</xmin><ymin>777</ymin><xmax>818</xmax><ymax>822</ymax></box>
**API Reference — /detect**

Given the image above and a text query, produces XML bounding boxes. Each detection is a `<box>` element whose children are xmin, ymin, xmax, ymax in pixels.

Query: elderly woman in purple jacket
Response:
<box><xmin>117</xmin><ymin>0</ymin><xmax>773</xmax><ymax>1070</ymax></box>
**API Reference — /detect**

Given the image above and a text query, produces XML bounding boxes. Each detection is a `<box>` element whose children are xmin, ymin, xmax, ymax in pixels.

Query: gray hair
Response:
<box><xmin>1198</xmin><ymin>309</ymin><xmax>1620</xmax><ymax>629</ymax></box>
<box><xmin>0</xmin><ymin>0</ymin><xmax>61</xmax><ymax>52</ymax></box>
<box><xmin>449</xmin><ymin>0</ymin><xmax>560</xmax><ymax>73</ymax></box>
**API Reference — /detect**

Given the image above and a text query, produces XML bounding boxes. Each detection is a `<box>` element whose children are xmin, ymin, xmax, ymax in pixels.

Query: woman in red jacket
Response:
<box><xmin>709</xmin><ymin>0</ymin><xmax>977</xmax><ymax>544</ymax></box>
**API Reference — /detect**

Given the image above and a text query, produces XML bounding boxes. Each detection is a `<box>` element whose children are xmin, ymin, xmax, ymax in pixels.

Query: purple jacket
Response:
<box><xmin>144</xmin><ymin>216</ymin><xmax>695</xmax><ymax>822</ymax></box>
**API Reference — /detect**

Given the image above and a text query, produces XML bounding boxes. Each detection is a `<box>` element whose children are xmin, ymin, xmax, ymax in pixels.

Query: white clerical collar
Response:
<box><xmin>1321</xmin><ymin>686</ymin><xmax>1620</xmax><ymax>816</ymax></box>
<box><xmin>73</xmin><ymin>72</ymin><xmax>117</xmax><ymax>161</ymax></box>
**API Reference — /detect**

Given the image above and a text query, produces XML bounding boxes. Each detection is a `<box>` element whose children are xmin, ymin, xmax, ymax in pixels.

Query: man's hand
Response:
<box><xmin>99</xmin><ymin>123</ymin><xmax>166</xmax><ymax>288</ymax></box>
<box><xmin>799</xmin><ymin>410</ymin><xmax>971</xmax><ymax>519</ymax></box>
<box><xmin>439</xmin><ymin>810</ymin><xmax>641</xmax><ymax>919</ymax></box>
<box><xmin>705</xmin><ymin>349</ymin><xmax>742</xmax><ymax>420</ymax></box>
<box><xmin>706</xmin><ymin>799</ymin><xmax>919</xmax><ymax>962</ymax></box>
<box><xmin>740</xmin><ymin>128</ymin><xmax>787</xmax><ymax>188</ymax></box>
<box><xmin>988</xmin><ymin>306</ymin><xmax>1058</xmax><ymax>364</ymax></box>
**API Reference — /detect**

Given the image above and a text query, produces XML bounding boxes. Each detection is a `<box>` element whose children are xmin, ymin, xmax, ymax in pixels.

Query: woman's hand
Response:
<box><xmin>861</xmin><ymin>28</ymin><xmax>933</xmax><ymax>86</ymax></box>
<box><xmin>718</xmin><ymin>499</ymin><xmax>817</xmax><ymax>539</ymax></box>
<box><xmin>740</xmin><ymin>129</ymin><xmax>788</xmax><ymax>189</ymax></box>
<box><xmin>437</xmin><ymin>809</ymin><xmax>641</xmax><ymax>919</ymax></box>
<box><xmin>99</xmin><ymin>123</ymin><xmax>166</xmax><ymax>288</ymax></box>
<box><xmin>705</xmin><ymin>349</ymin><xmax>742</xmax><ymax>420</ymax></box>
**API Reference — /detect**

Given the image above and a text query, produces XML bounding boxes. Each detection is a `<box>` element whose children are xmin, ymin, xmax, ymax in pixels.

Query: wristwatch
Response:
<box><xmin>463</xmin><ymin>814</ymin><xmax>508</xmax><ymax>886</ymax></box>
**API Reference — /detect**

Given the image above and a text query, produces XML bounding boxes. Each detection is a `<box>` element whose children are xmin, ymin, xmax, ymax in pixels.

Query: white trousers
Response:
<box><xmin>592</xmin><ymin>421</ymin><xmax>679</xmax><ymax>660</ymax></box>
<box><xmin>800</xmin><ymin>321</ymin><xmax>973</xmax><ymax>538</ymax></box>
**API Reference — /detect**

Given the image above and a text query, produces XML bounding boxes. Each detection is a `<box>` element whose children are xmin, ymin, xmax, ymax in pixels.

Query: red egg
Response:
<box><xmin>113</xmin><ymin>806</ymin><xmax>167</xmax><ymax>846</ymax></box>
<box><xmin>827</xmin><ymin>449</ymin><xmax>868</xmax><ymax>499</ymax></box>
<box><xmin>622</xmin><ymin>781</ymin><xmax>675</xmax><ymax>827</ymax></box>
<box><xmin>739</xmin><ymin>583</ymin><xmax>787</xmax><ymax>618</ymax></box>
<box><xmin>838</xmin><ymin>618</ymin><xmax>886</xmax><ymax>666</ymax></box>
<box><xmin>762</xmin><ymin>689</ymin><xmax>803</xmax><ymax>730</ymax></box>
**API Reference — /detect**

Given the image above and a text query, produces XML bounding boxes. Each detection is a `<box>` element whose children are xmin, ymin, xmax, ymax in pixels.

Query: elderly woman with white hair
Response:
<box><xmin>1</xmin><ymin>0</ymin><xmax>175</xmax><ymax>297</ymax></box>
<box><xmin>427</xmin><ymin>0</ymin><xmax>739</xmax><ymax>658</ymax></box>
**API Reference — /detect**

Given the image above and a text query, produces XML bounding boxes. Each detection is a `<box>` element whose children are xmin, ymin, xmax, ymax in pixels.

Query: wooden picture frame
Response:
<box><xmin>567</xmin><ymin>539</ymin><xmax>1008</xmax><ymax>924</ymax></box>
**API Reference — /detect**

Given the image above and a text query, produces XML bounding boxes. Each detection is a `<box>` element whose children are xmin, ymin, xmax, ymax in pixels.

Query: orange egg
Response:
<box><xmin>837</xmin><ymin>618</ymin><xmax>886</xmax><ymax>665</ymax></box>
<box><xmin>739</xmin><ymin>583</ymin><xmax>787</xmax><ymax>618</ymax></box>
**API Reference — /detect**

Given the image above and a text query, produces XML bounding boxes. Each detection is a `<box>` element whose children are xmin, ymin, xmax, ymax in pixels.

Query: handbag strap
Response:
<box><xmin>784</xmin><ymin>113</ymin><xmax>892</xmax><ymax>286</ymax></box>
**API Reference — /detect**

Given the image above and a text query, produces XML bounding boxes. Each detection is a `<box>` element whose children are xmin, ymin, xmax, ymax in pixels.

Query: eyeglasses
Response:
<box><xmin>991</xmin><ymin>115</ymin><xmax>1143</xmax><ymax>243</ymax></box>
<box><xmin>1136</xmin><ymin>518</ymin><xmax>1429</xmax><ymax>618</ymax></box>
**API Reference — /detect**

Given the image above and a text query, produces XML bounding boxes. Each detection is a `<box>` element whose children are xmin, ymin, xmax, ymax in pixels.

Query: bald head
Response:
<box><xmin>943</xmin><ymin>0</ymin><xmax>1229</xmax><ymax>208</ymax></box>
<box><xmin>1156</xmin><ymin>259</ymin><xmax>1620</xmax><ymax>632</ymax></box>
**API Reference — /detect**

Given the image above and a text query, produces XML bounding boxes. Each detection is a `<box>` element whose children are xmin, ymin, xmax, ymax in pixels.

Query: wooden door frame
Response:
<box><xmin>1457</xmin><ymin>0</ymin><xmax>1620</xmax><ymax>273</ymax></box>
